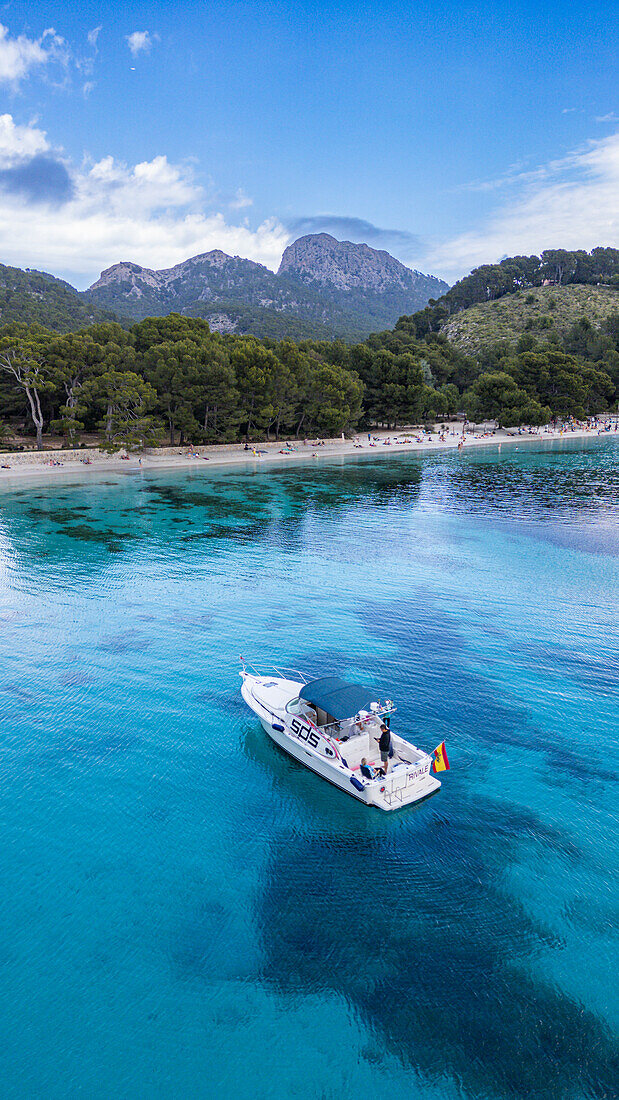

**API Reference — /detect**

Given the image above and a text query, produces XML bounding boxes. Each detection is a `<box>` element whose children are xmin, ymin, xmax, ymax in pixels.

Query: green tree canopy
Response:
<box><xmin>142</xmin><ymin>339</ymin><xmax>203</xmax><ymax>445</ymax></box>
<box><xmin>85</xmin><ymin>369</ymin><xmax>159</xmax><ymax>451</ymax></box>
<box><xmin>463</xmin><ymin>371</ymin><xmax>550</xmax><ymax>427</ymax></box>
<box><xmin>511</xmin><ymin>350</ymin><xmax>614</xmax><ymax>418</ymax></box>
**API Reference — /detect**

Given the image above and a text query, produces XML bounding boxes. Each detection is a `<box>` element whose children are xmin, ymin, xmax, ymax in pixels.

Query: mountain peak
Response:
<box><xmin>278</xmin><ymin>232</ymin><xmax>435</xmax><ymax>293</ymax></box>
<box><xmin>89</xmin><ymin>261</ymin><xmax>160</xmax><ymax>292</ymax></box>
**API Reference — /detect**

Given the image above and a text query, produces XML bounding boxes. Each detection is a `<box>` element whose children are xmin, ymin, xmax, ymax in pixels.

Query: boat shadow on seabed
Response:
<box><xmin>252</xmin><ymin>776</ymin><xmax>619</xmax><ymax>1100</ymax></box>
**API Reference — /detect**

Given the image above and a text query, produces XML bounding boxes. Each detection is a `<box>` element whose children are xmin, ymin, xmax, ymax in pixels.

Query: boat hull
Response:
<box><xmin>259</xmin><ymin>714</ymin><xmax>375</xmax><ymax>805</ymax></box>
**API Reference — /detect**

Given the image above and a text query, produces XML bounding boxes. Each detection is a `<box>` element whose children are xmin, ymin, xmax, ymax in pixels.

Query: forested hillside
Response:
<box><xmin>440</xmin><ymin>284</ymin><xmax>619</xmax><ymax>356</ymax></box>
<box><xmin>365</xmin><ymin>246</ymin><xmax>619</xmax><ymax>426</ymax></box>
<box><xmin>412</xmin><ymin>247</ymin><xmax>619</xmax><ymax>335</ymax></box>
<box><xmin>0</xmin><ymin>264</ymin><xmax>120</xmax><ymax>332</ymax></box>
<box><xmin>366</xmin><ymin>309</ymin><xmax>617</xmax><ymax>428</ymax></box>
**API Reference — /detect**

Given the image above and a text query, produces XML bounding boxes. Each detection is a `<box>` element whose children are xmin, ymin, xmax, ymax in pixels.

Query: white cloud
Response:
<box><xmin>229</xmin><ymin>188</ymin><xmax>253</xmax><ymax>210</ymax></box>
<box><xmin>0</xmin><ymin>23</ymin><xmax>68</xmax><ymax>87</ymax></box>
<box><xmin>425</xmin><ymin>132</ymin><xmax>619</xmax><ymax>280</ymax></box>
<box><xmin>76</xmin><ymin>24</ymin><xmax>102</xmax><ymax>93</ymax></box>
<box><xmin>0</xmin><ymin>116</ymin><xmax>288</xmax><ymax>285</ymax></box>
<box><xmin>0</xmin><ymin>114</ymin><xmax>50</xmax><ymax>166</ymax></box>
<box><xmin>81</xmin><ymin>152</ymin><xmax>200</xmax><ymax>216</ymax></box>
<box><xmin>596</xmin><ymin>113</ymin><xmax>619</xmax><ymax>124</ymax></box>
<box><xmin>126</xmin><ymin>31</ymin><xmax>155</xmax><ymax>57</ymax></box>
<box><xmin>455</xmin><ymin>163</ymin><xmax>547</xmax><ymax>195</ymax></box>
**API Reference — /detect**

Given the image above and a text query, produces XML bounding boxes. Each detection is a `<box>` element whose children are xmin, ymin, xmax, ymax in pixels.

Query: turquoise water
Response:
<box><xmin>0</xmin><ymin>437</ymin><xmax>617</xmax><ymax>1099</ymax></box>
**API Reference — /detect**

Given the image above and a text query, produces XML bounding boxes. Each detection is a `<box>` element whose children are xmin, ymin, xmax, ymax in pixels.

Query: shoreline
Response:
<box><xmin>0</xmin><ymin>425</ymin><xmax>616</xmax><ymax>488</ymax></box>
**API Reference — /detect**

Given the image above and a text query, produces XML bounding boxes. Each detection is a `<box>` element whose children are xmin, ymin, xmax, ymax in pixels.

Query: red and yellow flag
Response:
<box><xmin>432</xmin><ymin>741</ymin><xmax>450</xmax><ymax>773</ymax></box>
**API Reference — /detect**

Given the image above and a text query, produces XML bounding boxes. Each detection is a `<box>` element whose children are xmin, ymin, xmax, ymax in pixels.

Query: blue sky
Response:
<box><xmin>0</xmin><ymin>0</ymin><xmax>617</xmax><ymax>287</ymax></box>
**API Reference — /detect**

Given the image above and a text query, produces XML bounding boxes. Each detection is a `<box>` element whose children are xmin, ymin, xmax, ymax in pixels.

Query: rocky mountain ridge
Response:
<box><xmin>84</xmin><ymin>234</ymin><xmax>448</xmax><ymax>341</ymax></box>
<box><xmin>89</xmin><ymin>251</ymin><xmax>268</xmax><ymax>297</ymax></box>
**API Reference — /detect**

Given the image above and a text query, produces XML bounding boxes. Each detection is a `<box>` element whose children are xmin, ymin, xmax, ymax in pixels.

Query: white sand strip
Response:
<box><xmin>0</xmin><ymin>425</ymin><xmax>615</xmax><ymax>487</ymax></box>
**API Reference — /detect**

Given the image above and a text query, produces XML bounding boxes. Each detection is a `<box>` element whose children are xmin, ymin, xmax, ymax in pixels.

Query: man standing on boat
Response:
<box><xmin>377</xmin><ymin>723</ymin><xmax>392</xmax><ymax>774</ymax></box>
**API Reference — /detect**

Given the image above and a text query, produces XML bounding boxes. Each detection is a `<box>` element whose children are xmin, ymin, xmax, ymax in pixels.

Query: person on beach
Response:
<box><xmin>376</xmin><ymin>723</ymin><xmax>392</xmax><ymax>774</ymax></box>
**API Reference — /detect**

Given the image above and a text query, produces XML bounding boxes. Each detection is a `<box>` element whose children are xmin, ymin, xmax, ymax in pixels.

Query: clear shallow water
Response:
<box><xmin>0</xmin><ymin>437</ymin><xmax>617</xmax><ymax>1099</ymax></box>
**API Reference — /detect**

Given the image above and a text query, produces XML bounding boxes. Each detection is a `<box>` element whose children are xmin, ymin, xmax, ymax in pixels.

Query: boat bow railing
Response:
<box><xmin>240</xmin><ymin>657</ymin><xmax>310</xmax><ymax>684</ymax></box>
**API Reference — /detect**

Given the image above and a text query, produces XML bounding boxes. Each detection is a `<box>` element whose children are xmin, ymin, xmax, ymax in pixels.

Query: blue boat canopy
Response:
<box><xmin>300</xmin><ymin>676</ymin><xmax>382</xmax><ymax>720</ymax></box>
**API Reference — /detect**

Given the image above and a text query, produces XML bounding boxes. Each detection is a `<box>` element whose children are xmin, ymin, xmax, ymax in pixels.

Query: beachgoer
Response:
<box><xmin>360</xmin><ymin>758</ymin><xmax>375</xmax><ymax>780</ymax></box>
<box><xmin>376</xmin><ymin>723</ymin><xmax>392</xmax><ymax>774</ymax></box>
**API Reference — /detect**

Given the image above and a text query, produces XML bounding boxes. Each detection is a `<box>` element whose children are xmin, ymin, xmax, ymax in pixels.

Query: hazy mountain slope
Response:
<box><xmin>84</xmin><ymin>253</ymin><xmax>283</xmax><ymax>320</ymax></box>
<box><xmin>0</xmin><ymin>264</ymin><xmax>120</xmax><ymax>332</ymax></box>
<box><xmin>278</xmin><ymin>233</ymin><xmax>445</xmax><ymax>296</ymax></box>
<box><xmin>82</xmin><ymin>252</ymin><xmax>333</xmax><ymax>338</ymax></box>
<box><xmin>440</xmin><ymin>284</ymin><xmax>619</xmax><ymax>355</ymax></box>
<box><xmin>83</xmin><ymin>235</ymin><xmax>449</xmax><ymax>340</ymax></box>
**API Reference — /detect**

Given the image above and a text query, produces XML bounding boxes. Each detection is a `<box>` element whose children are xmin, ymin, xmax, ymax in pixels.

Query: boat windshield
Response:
<box><xmin>286</xmin><ymin>697</ymin><xmax>319</xmax><ymax>722</ymax></box>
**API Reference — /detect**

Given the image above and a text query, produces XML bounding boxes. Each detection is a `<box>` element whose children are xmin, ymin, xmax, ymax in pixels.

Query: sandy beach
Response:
<box><xmin>0</xmin><ymin>423</ymin><xmax>615</xmax><ymax>486</ymax></box>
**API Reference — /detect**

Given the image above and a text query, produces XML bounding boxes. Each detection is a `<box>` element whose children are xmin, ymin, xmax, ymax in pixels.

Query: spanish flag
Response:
<box><xmin>432</xmin><ymin>741</ymin><xmax>450</xmax><ymax>773</ymax></box>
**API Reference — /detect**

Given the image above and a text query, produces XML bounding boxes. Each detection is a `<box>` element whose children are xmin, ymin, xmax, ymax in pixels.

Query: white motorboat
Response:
<box><xmin>240</xmin><ymin>660</ymin><xmax>442</xmax><ymax>810</ymax></box>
